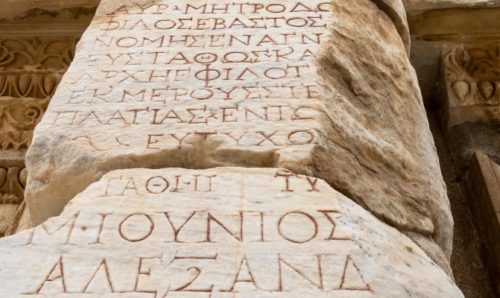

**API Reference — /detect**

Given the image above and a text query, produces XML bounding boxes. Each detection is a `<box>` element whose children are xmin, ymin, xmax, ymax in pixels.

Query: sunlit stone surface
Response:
<box><xmin>0</xmin><ymin>168</ymin><xmax>463</xmax><ymax>297</ymax></box>
<box><xmin>24</xmin><ymin>1</ymin><xmax>453</xmax><ymax>270</ymax></box>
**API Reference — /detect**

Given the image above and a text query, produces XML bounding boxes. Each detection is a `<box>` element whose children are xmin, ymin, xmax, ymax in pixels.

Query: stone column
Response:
<box><xmin>0</xmin><ymin>0</ymin><xmax>462</xmax><ymax>296</ymax></box>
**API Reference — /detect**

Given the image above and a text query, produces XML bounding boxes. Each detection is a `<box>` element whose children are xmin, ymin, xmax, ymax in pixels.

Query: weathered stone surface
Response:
<box><xmin>24</xmin><ymin>0</ymin><xmax>452</xmax><ymax>270</ymax></box>
<box><xmin>25</xmin><ymin>0</ymin><xmax>332</xmax><ymax>223</ymax></box>
<box><xmin>0</xmin><ymin>167</ymin><xmax>463</xmax><ymax>297</ymax></box>
<box><xmin>364</xmin><ymin>0</ymin><xmax>411</xmax><ymax>53</ymax></box>
<box><xmin>316</xmin><ymin>0</ymin><xmax>453</xmax><ymax>265</ymax></box>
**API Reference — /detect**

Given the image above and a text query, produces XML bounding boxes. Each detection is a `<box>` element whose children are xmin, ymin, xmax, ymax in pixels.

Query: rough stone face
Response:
<box><xmin>368</xmin><ymin>0</ymin><xmax>411</xmax><ymax>53</ymax></box>
<box><xmin>0</xmin><ymin>167</ymin><xmax>463</xmax><ymax>297</ymax></box>
<box><xmin>24</xmin><ymin>0</ymin><xmax>452</xmax><ymax>270</ymax></box>
<box><xmin>316</xmin><ymin>0</ymin><xmax>454</xmax><ymax>268</ymax></box>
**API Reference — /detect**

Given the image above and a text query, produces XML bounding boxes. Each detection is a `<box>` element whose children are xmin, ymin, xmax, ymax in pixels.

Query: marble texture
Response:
<box><xmin>22</xmin><ymin>0</ymin><xmax>454</xmax><ymax>271</ymax></box>
<box><xmin>0</xmin><ymin>167</ymin><xmax>463</xmax><ymax>297</ymax></box>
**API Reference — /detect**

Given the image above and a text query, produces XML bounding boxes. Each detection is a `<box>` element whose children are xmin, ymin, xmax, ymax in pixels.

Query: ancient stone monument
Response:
<box><xmin>0</xmin><ymin>0</ymin><xmax>498</xmax><ymax>296</ymax></box>
<box><xmin>0</xmin><ymin>168</ymin><xmax>462</xmax><ymax>296</ymax></box>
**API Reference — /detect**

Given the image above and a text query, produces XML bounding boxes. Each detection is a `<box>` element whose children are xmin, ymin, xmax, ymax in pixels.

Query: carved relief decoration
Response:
<box><xmin>0</xmin><ymin>38</ymin><xmax>76</xmax><ymax>98</ymax></box>
<box><xmin>444</xmin><ymin>46</ymin><xmax>500</xmax><ymax>107</ymax></box>
<box><xmin>0</xmin><ymin>37</ymin><xmax>77</xmax><ymax>235</ymax></box>
<box><xmin>0</xmin><ymin>37</ymin><xmax>76</xmax><ymax>150</ymax></box>
<box><xmin>0</xmin><ymin>70</ymin><xmax>63</xmax><ymax>99</ymax></box>
<box><xmin>0</xmin><ymin>97</ymin><xmax>49</xmax><ymax>150</ymax></box>
<box><xmin>0</xmin><ymin>38</ymin><xmax>75</xmax><ymax>69</ymax></box>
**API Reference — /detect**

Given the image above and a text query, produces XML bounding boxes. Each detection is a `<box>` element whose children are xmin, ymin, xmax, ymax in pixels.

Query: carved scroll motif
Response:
<box><xmin>0</xmin><ymin>38</ymin><xmax>76</xmax><ymax>98</ymax></box>
<box><xmin>0</xmin><ymin>97</ymin><xmax>49</xmax><ymax>150</ymax></box>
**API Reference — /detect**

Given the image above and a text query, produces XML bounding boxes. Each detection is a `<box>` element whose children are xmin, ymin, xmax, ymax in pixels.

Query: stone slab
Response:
<box><xmin>24</xmin><ymin>0</ymin><xmax>453</xmax><ymax>268</ymax></box>
<box><xmin>0</xmin><ymin>167</ymin><xmax>463</xmax><ymax>297</ymax></box>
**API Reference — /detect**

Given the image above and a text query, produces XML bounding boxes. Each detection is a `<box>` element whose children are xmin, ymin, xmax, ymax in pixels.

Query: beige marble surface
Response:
<box><xmin>0</xmin><ymin>167</ymin><xmax>463</xmax><ymax>297</ymax></box>
<box><xmin>22</xmin><ymin>0</ymin><xmax>453</xmax><ymax>272</ymax></box>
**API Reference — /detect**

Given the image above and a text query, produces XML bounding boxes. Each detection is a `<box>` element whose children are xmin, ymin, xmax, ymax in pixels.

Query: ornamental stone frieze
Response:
<box><xmin>0</xmin><ymin>37</ymin><xmax>76</xmax><ymax>151</ymax></box>
<box><xmin>0</xmin><ymin>37</ymin><xmax>77</xmax><ymax>236</ymax></box>
<box><xmin>0</xmin><ymin>97</ymin><xmax>49</xmax><ymax>150</ymax></box>
<box><xmin>443</xmin><ymin>45</ymin><xmax>500</xmax><ymax>127</ymax></box>
<box><xmin>0</xmin><ymin>38</ymin><xmax>75</xmax><ymax>98</ymax></box>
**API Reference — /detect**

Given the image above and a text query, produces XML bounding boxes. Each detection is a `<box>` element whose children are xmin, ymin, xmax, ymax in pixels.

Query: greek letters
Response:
<box><xmin>27</xmin><ymin>254</ymin><xmax>370</xmax><ymax>295</ymax></box>
<box><xmin>105</xmin><ymin>2</ymin><xmax>331</xmax><ymax>16</ymax></box>
<box><xmin>26</xmin><ymin>209</ymin><xmax>351</xmax><ymax>246</ymax></box>
<box><xmin>66</xmin><ymin>84</ymin><xmax>319</xmax><ymax>103</ymax></box>
<box><xmin>145</xmin><ymin>129</ymin><xmax>317</xmax><ymax>149</ymax></box>
<box><xmin>102</xmin><ymin>16</ymin><xmax>326</xmax><ymax>31</ymax></box>
<box><xmin>50</xmin><ymin>105</ymin><xmax>316</xmax><ymax>126</ymax></box>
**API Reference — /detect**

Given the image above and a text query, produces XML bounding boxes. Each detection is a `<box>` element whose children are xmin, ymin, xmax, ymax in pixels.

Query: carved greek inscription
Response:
<box><xmin>27</xmin><ymin>254</ymin><xmax>371</xmax><ymax>295</ymax></box>
<box><xmin>118</xmin><ymin>213</ymin><xmax>155</xmax><ymax>242</ymax></box>
<box><xmin>146</xmin><ymin>130</ymin><xmax>317</xmax><ymax>149</ymax></box>
<box><xmin>170</xmin><ymin>253</ymin><xmax>218</xmax><ymax>293</ymax></box>
<box><xmin>99</xmin><ymin>16</ymin><xmax>326</xmax><ymax>32</ymax></box>
<box><xmin>26</xmin><ymin>212</ymin><xmax>81</xmax><ymax>245</ymax></box>
<box><xmin>91</xmin><ymin>213</ymin><xmax>111</xmax><ymax>245</ymax></box>
<box><xmin>278</xmin><ymin>211</ymin><xmax>319</xmax><ymax>243</ymax></box>
<box><xmin>275</xmin><ymin>170</ymin><xmax>322</xmax><ymax>192</ymax></box>
<box><xmin>14</xmin><ymin>0</ymin><xmax>383</xmax><ymax>295</ymax></box>
<box><xmin>47</xmin><ymin>0</ymin><xmax>330</xmax><ymax>154</ymax></box>
<box><xmin>100</xmin><ymin>174</ymin><xmax>217</xmax><ymax>197</ymax></box>
<box><xmin>28</xmin><ymin>257</ymin><xmax>66</xmax><ymax>294</ymax></box>
<box><xmin>25</xmin><ymin>209</ymin><xmax>352</xmax><ymax>246</ymax></box>
<box><xmin>49</xmin><ymin>105</ymin><xmax>316</xmax><ymax>126</ymax></box>
<box><xmin>20</xmin><ymin>165</ymin><xmax>375</xmax><ymax>296</ymax></box>
<box><xmin>67</xmin><ymin>84</ymin><xmax>319</xmax><ymax>103</ymax></box>
<box><xmin>104</xmin><ymin>2</ymin><xmax>331</xmax><ymax>16</ymax></box>
<box><xmin>81</xmin><ymin>259</ymin><xmax>115</xmax><ymax>293</ymax></box>
<box><xmin>134</xmin><ymin>256</ymin><xmax>163</xmax><ymax>294</ymax></box>
<box><xmin>339</xmin><ymin>256</ymin><xmax>372</xmax><ymax>291</ymax></box>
